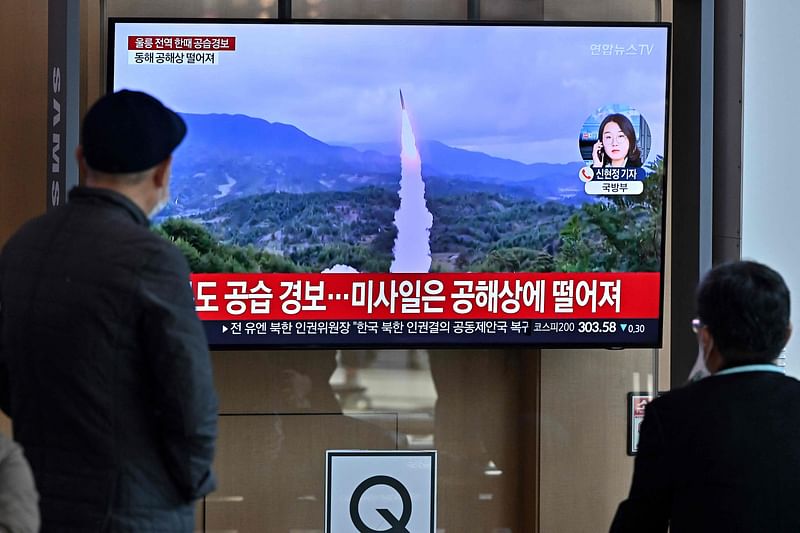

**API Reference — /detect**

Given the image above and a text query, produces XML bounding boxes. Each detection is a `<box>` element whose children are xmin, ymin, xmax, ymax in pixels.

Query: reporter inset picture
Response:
<box><xmin>579</xmin><ymin>105</ymin><xmax>652</xmax><ymax>169</ymax></box>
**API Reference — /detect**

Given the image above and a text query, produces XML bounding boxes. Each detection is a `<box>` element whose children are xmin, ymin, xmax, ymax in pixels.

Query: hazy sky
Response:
<box><xmin>114</xmin><ymin>22</ymin><xmax>668</xmax><ymax>164</ymax></box>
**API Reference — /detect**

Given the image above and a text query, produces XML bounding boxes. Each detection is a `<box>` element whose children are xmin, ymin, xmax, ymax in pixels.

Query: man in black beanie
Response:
<box><xmin>0</xmin><ymin>90</ymin><xmax>218</xmax><ymax>532</ymax></box>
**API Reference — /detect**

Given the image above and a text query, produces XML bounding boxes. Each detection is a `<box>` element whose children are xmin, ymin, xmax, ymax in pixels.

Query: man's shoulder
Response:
<box><xmin>131</xmin><ymin>228</ymin><xmax>193</xmax><ymax>281</ymax></box>
<box><xmin>651</xmin><ymin>370</ymin><xmax>800</xmax><ymax>411</ymax></box>
<box><xmin>1</xmin><ymin>203</ymin><xmax>185</xmax><ymax>272</ymax></box>
<box><xmin>4</xmin><ymin>199</ymin><xmax>145</xmax><ymax>244</ymax></box>
<box><xmin>2</xmin><ymin>209</ymin><xmax>59</xmax><ymax>246</ymax></box>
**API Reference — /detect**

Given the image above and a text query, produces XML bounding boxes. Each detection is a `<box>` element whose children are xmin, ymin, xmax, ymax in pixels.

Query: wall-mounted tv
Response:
<box><xmin>108</xmin><ymin>18</ymin><xmax>670</xmax><ymax>349</ymax></box>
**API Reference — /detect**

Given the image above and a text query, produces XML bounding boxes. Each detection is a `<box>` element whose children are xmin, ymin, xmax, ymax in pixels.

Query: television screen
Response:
<box><xmin>108</xmin><ymin>19</ymin><xmax>670</xmax><ymax>349</ymax></box>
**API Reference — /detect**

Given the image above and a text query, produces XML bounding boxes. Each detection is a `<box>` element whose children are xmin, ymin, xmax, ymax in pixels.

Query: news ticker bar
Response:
<box><xmin>191</xmin><ymin>272</ymin><xmax>661</xmax><ymax>321</ymax></box>
<box><xmin>203</xmin><ymin>318</ymin><xmax>661</xmax><ymax>347</ymax></box>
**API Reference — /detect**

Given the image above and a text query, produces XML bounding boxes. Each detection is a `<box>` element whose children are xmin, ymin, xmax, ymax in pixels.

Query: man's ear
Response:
<box><xmin>152</xmin><ymin>156</ymin><xmax>172</xmax><ymax>188</ymax></box>
<box><xmin>785</xmin><ymin>323</ymin><xmax>793</xmax><ymax>347</ymax></box>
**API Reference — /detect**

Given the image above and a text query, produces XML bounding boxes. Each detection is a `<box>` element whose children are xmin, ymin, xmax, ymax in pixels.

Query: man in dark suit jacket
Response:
<box><xmin>0</xmin><ymin>90</ymin><xmax>218</xmax><ymax>532</ymax></box>
<box><xmin>610</xmin><ymin>260</ymin><xmax>798</xmax><ymax>533</ymax></box>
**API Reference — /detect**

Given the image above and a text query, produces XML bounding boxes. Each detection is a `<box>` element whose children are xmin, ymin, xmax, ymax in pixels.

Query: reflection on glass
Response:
<box><xmin>331</xmin><ymin>349</ymin><xmax>517</xmax><ymax>532</ymax></box>
<box><xmin>208</xmin><ymin>351</ymin><xmax>399</xmax><ymax>531</ymax></box>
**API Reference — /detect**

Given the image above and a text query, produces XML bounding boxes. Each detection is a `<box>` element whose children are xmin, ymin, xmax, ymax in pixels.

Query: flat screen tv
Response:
<box><xmin>108</xmin><ymin>18</ymin><xmax>670</xmax><ymax>349</ymax></box>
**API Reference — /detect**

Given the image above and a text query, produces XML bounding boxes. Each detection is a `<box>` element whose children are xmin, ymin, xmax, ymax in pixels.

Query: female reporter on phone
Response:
<box><xmin>592</xmin><ymin>113</ymin><xmax>643</xmax><ymax>168</ymax></box>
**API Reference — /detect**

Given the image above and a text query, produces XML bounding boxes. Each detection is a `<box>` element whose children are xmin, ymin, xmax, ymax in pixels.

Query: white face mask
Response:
<box><xmin>688</xmin><ymin>341</ymin><xmax>711</xmax><ymax>382</ymax></box>
<box><xmin>148</xmin><ymin>185</ymin><xmax>170</xmax><ymax>219</ymax></box>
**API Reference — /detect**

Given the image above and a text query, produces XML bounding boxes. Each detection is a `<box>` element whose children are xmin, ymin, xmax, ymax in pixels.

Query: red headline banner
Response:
<box><xmin>128</xmin><ymin>36</ymin><xmax>236</xmax><ymax>51</ymax></box>
<box><xmin>189</xmin><ymin>272</ymin><xmax>660</xmax><ymax>321</ymax></box>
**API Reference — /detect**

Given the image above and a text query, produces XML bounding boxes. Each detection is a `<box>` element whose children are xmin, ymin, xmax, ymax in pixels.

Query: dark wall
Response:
<box><xmin>671</xmin><ymin>0</ymin><xmax>704</xmax><ymax>385</ymax></box>
<box><xmin>671</xmin><ymin>0</ymin><xmax>744</xmax><ymax>386</ymax></box>
<box><xmin>712</xmin><ymin>0</ymin><xmax>744</xmax><ymax>263</ymax></box>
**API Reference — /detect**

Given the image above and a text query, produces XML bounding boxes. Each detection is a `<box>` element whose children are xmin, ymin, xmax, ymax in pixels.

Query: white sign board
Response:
<box><xmin>326</xmin><ymin>450</ymin><xmax>437</xmax><ymax>533</ymax></box>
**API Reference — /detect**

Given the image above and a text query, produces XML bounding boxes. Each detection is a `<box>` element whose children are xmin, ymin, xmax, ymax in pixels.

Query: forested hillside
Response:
<box><xmin>156</xmin><ymin>158</ymin><xmax>664</xmax><ymax>274</ymax></box>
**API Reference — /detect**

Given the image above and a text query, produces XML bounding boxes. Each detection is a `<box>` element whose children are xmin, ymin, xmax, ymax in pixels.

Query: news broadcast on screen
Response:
<box><xmin>109</xmin><ymin>19</ymin><xmax>670</xmax><ymax>348</ymax></box>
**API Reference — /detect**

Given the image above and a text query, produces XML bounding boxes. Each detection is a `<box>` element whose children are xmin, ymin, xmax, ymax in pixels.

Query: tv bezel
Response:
<box><xmin>107</xmin><ymin>17</ymin><xmax>672</xmax><ymax>351</ymax></box>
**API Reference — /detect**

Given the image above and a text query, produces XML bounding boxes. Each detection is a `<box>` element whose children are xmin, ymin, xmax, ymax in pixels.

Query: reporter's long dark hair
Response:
<box><xmin>598</xmin><ymin>113</ymin><xmax>642</xmax><ymax>167</ymax></box>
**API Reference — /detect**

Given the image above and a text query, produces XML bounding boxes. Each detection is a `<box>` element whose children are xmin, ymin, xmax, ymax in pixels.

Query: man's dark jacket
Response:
<box><xmin>0</xmin><ymin>187</ymin><xmax>218</xmax><ymax>532</ymax></box>
<box><xmin>610</xmin><ymin>369</ymin><xmax>800</xmax><ymax>533</ymax></box>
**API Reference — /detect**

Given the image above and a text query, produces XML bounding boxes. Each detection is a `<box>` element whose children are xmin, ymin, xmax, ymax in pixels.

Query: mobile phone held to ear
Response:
<box><xmin>596</xmin><ymin>142</ymin><xmax>604</xmax><ymax>165</ymax></box>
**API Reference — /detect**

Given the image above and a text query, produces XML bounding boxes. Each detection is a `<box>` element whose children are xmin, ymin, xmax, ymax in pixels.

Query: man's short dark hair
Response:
<box><xmin>697</xmin><ymin>260</ymin><xmax>790</xmax><ymax>364</ymax></box>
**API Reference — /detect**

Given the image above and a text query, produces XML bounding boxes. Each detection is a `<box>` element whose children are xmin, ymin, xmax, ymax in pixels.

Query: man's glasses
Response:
<box><xmin>691</xmin><ymin>318</ymin><xmax>704</xmax><ymax>334</ymax></box>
